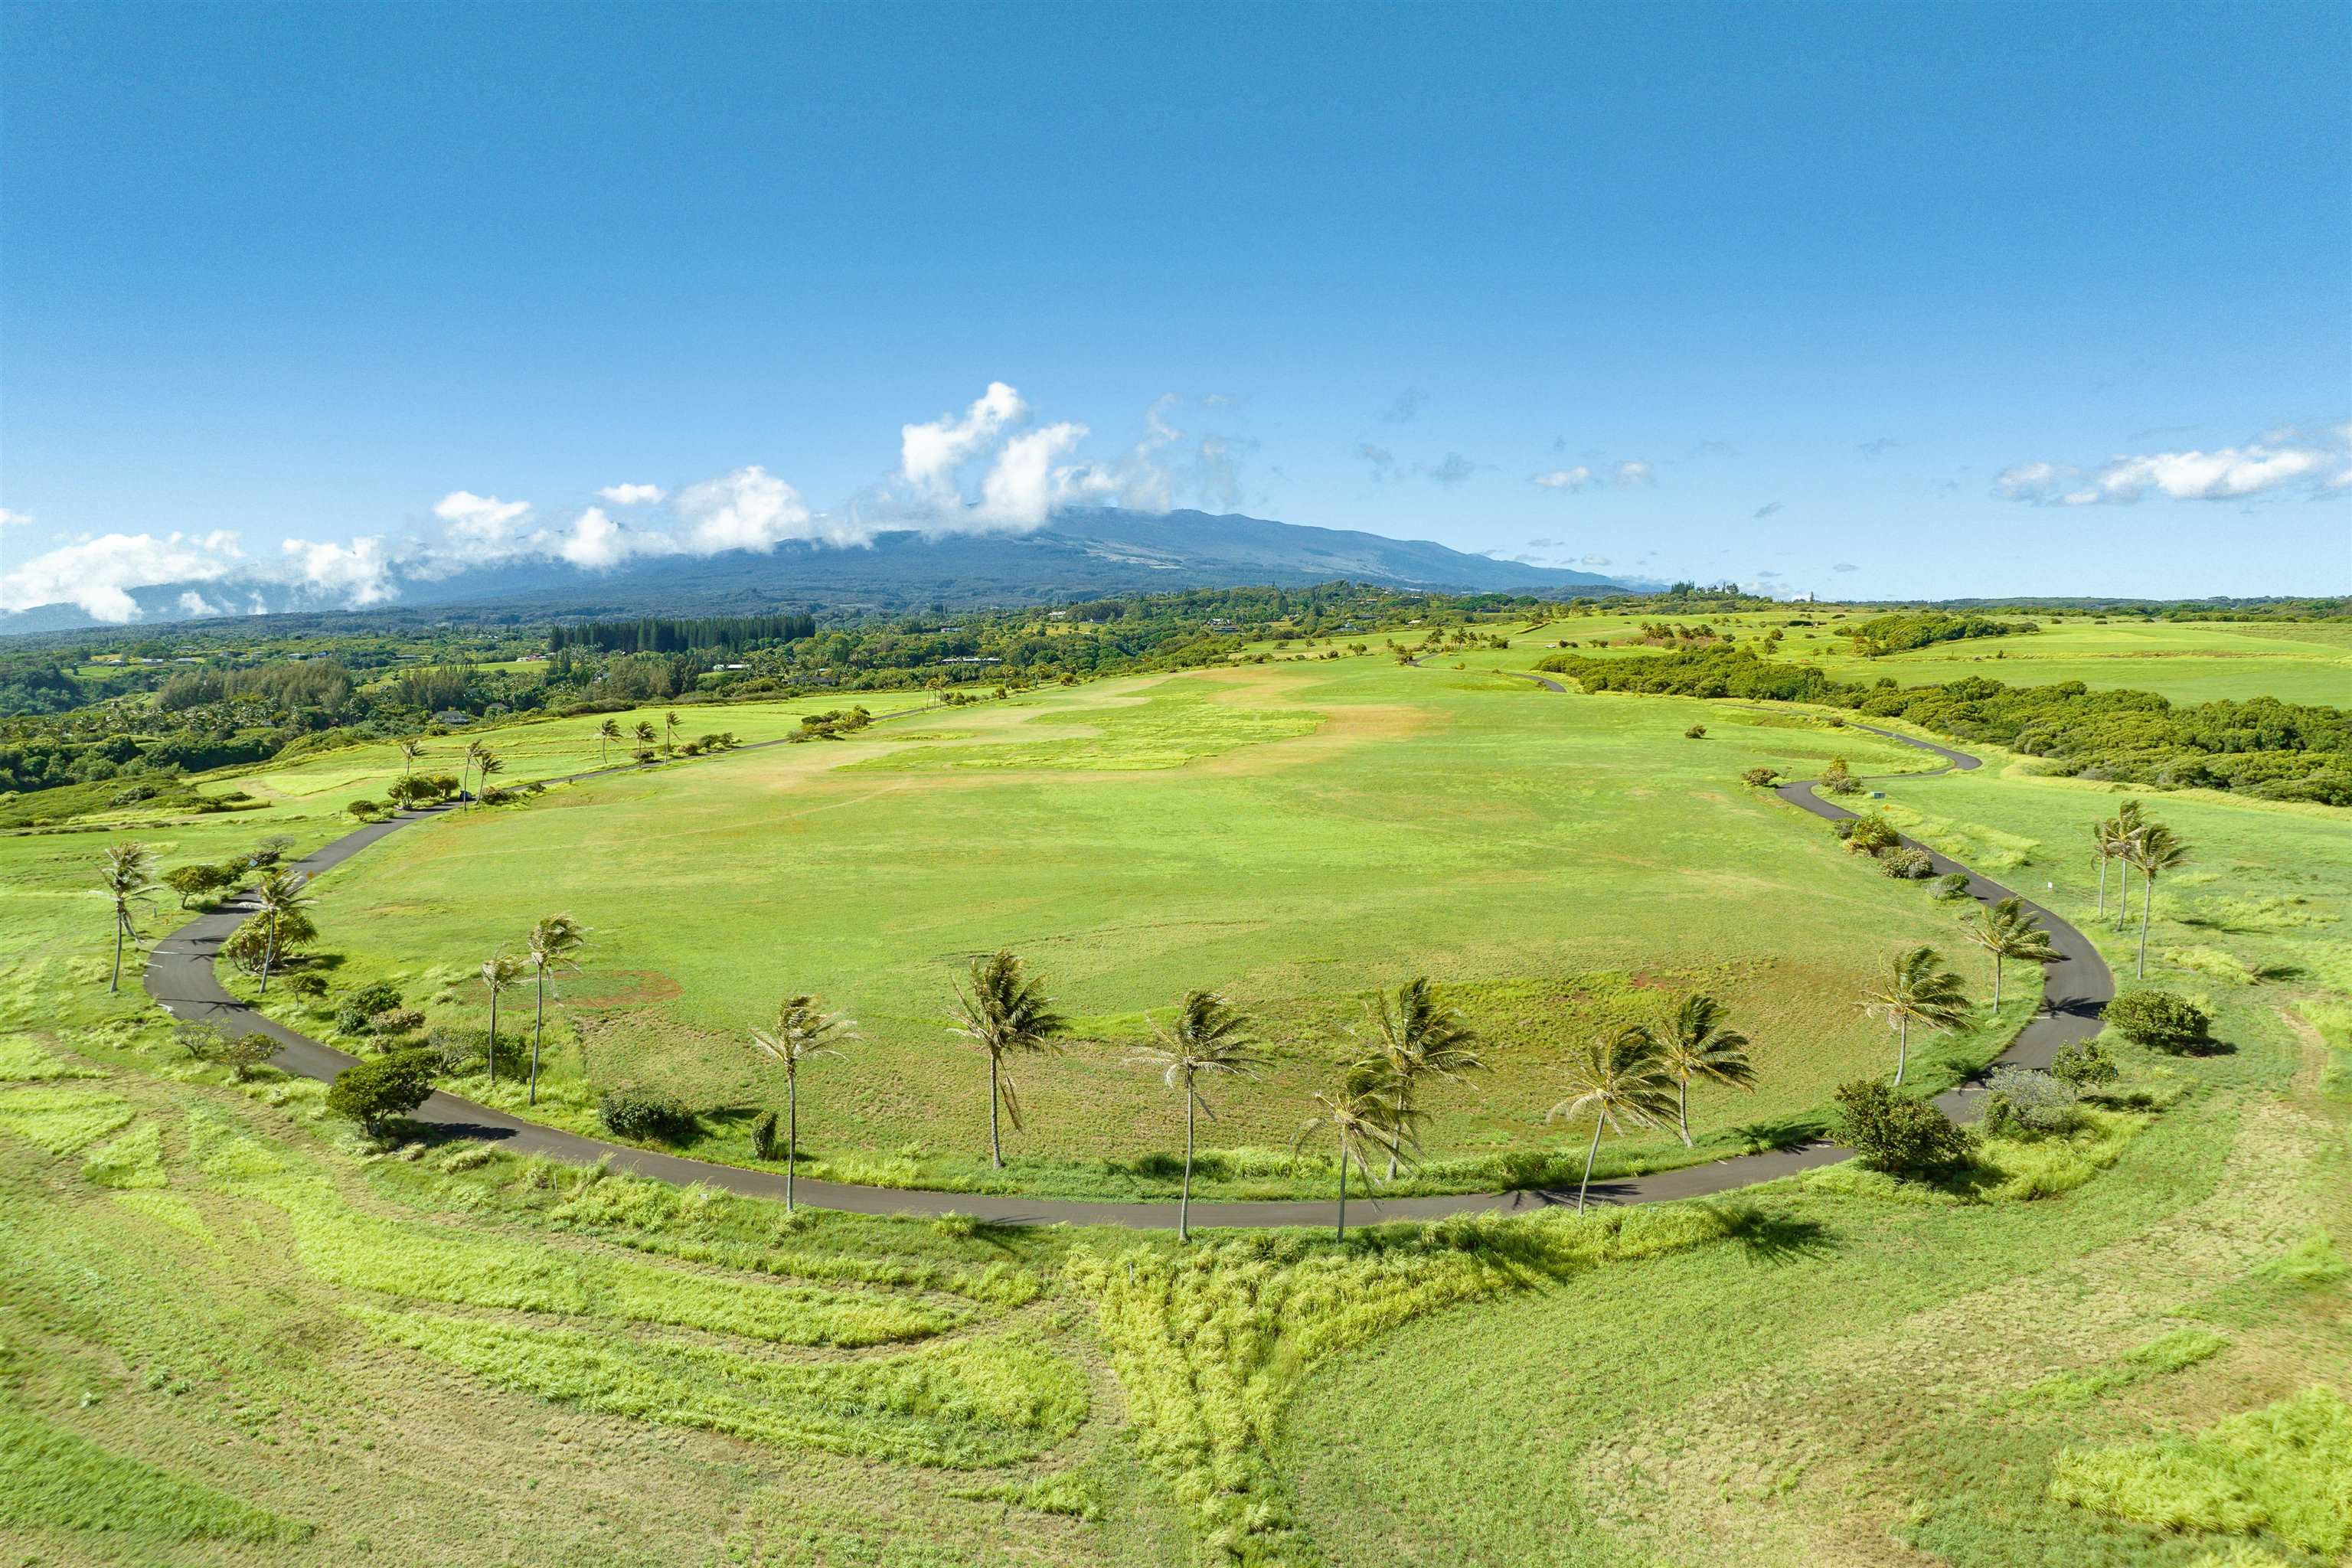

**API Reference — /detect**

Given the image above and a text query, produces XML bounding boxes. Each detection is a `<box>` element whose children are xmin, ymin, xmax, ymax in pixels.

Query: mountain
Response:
<box><xmin>1</xmin><ymin>509</ymin><xmax>1638</xmax><ymax>634</ymax></box>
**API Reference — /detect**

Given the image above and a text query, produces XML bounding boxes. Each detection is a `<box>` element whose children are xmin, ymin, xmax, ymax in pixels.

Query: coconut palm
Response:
<box><xmin>750</xmin><ymin>995</ymin><xmax>858</xmax><ymax>1210</ymax></box>
<box><xmin>946</xmin><ymin>950</ymin><xmax>1067</xmax><ymax>1168</ymax></box>
<box><xmin>97</xmin><ymin>841</ymin><xmax>155</xmax><ymax>992</ymax></box>
<box><xmin>399</xmin><ymin>737</ymin><xmax>426</xmax><ymax>779</ymax></box>
<box><xmin>596</xmin><ymin>718</ymin><xmax>621</xmax><ymax>766</ymax></box>
<box><xmin>2106</xmin><ymin>799</ymin><xmax>2148</xmax><ymax>930</ymax></box>
<box><xmin>1544</xmin><ymin>1026</ymin><xmax>1679</xmax><ymax>1213</ymax></box>
<box><xmin>1292</xmin><ymin>1060</ymin><xmax>1410</xmax><ymax>1240</ymax></box>
<box><xmin>473</xmin><ymin>751</ymin><xmax>505</xmax><ymax>805</ymax></box>
<box><xmin>2088</xmin><ymin>819</ymin><xmax>2114</xmax><ymax>916</ymax></box>
<box><xmin>523</xmin><ymin>914</ymin><xmax>586</xmax><ymax>1105</ymax></box>
<box><xmin>663</xmin><ymin>710</ymin><xmax>681</xmax><ymax>756</ymax></box>
<box><xmin>2126</xmin><ymin>823</ymin><xmax>2190</xmax><ymax>978</ymax></box>
<box><xmin>632</xmin><ymin>720</ymin><xmax>656</xmax><ymax>756</ymax></box>
<box><xmin>1352</xmin><ymin>977</ymin><xmax>1482</xmax><ymax>1178</ymax></box>
<box><xmin>461</xmin><ymin>738</ymin><xmax>486</xmax><ymax>802</ymax></box>
<box><xmin>1960</xmin><ymin>896</ymin><xmax>2060</xmax><ymax>1009</ymax></box>
<box><xmin>1129</xmin><ymin>990</ymin><xmax>1266</xmax><ymax>1240</ymax></box>
<box><xmin>1857</xmin><ymin>945</ymin><xmax>1971</xmax><ymax>1086</ymax></box>
<box><xmin>250</xmin><ymin>865</ymin><xmax>312</xmax><ymax>996</ymax></box>
<box><xmin>1653</xmin><ymin>994</ymin><xmax>1756</xmax><ymax>1147</ymax></box>
<box><xmin>478</xmin><ymin>952</ymin><xmax>523</xmax><ymax>1086</ymax></box>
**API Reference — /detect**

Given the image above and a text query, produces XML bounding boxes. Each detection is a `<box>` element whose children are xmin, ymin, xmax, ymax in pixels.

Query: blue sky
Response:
<box><xmin>2</xmin><ymin>0</ymin><xmax>2347</xmax><ymax>619</ymax></box>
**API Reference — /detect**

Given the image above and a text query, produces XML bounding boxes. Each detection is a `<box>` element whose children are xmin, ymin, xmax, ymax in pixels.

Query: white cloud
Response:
<box><xmin>430</xmin><ymin>490</ymin><xmax>535</xmax><ymax>564</ymax></box>
<box><xmin>0</xmin><ymin>508</ymin><xmax>31</xmax><ymax>528</ymax></box>
<box><xmin>597</xmin><ymin>482</ymin><xmax>666</xmax><ymax>506</ymax></box>
<box><xmin>901</xmin><ymin>381</ymin><xmax>1027</xmax><ymax>496</ymax></box>
<box><xmin>0</xmin><ymin>530</ymin><xmax>244</xmax><ymax>622</ymax></box>
<box><xmin>978</xmin><ymin>423</ymin><xmax>1089</xmax><ymax>526</ymax></box>
<box><xmin>177</xmin><ymin>590</ymin><xmax>225</xmax><ymax>617</ymax></box>
<box><xmin>1612</xmin><ymin>460</ymin><xmax>1654</xmax><ymax>487</ymax></box>
<box><xmin>1998</xmin><ymin>425</ymin><xmax>2350</xmax><ymax>505</ymax></box>
<box><xmin>673</xmin><ymin>466</ymin><xmax>830</xmax><ymax>551</ymax></box>
<box><xmin>1532</xmin><ymin>466</ymin><xmax>1595</xmax><ymax>491</ymax></box>
<box><xmin>555</xmin><ymin>506</ymin><xmax>645</xmax><ymax>570</ymax></box>
<box><xmin>281</xmin><ymin>535</ymin><xmax>397</xmax><ymax>606</ymax></box>
<box><xmin>1834</xmin><ymin>562</ymin><xmax>1859</xmax><ymax>573</ymax></box>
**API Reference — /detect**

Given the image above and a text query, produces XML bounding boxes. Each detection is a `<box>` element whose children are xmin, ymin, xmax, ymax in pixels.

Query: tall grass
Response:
<box><xmin>2050</xmin><ymin>1386</ymin><xmax>2352</xmax><ymax>1553</ymax></box>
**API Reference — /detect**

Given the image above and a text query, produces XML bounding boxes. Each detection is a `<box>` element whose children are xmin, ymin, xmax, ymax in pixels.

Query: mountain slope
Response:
<box><xmin>2</xmin><ymin>508</ymin><xmax>1633</xmax><ymax>632</ymax></box>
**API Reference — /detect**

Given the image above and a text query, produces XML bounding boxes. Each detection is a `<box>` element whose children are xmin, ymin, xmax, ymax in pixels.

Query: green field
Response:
<box><xmin>259</xmin><ymin>657</ymin><xmax>2037</xmax><ymax>1197</ymax></box>
<box><xmin>1491</xmin><ymin>609</ymin><xmax>2352</xmax><ymax>707</ymax></box>
<box><xmin>3</xmin><ymin>629</ymin><xmax>2346</xmax><ymax>1567</ymax></box>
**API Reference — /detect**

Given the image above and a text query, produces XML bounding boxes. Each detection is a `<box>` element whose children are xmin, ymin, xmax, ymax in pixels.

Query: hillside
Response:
<box><xmin>0</xmin><ymin>509</ymin><xmax>1634</xmax><ymax>634</ymax></box>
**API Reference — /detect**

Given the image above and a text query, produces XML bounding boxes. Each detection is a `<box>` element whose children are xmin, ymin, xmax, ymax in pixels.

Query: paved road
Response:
<box><xmin>143</xmin><ymin>697</ymin><xmax>2110</xmax><ymax>1229</ymax></box>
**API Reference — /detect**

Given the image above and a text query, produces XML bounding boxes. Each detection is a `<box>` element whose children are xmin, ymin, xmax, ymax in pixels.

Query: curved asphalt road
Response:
<box><xmin>143</xmin><ymin>694</ymin><xmax>2111</xmax><ymax>1229</ymax></box>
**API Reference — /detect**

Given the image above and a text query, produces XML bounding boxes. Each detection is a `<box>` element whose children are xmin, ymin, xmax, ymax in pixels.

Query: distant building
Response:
<box><xmin>431</xmin><ymin>710</ymin><xmax>473</xmax><ymax>726</ymax></box>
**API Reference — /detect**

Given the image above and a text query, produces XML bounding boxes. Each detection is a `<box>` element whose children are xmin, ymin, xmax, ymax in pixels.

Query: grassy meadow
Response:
<box><xmin>1490</xmin><ymin>607</ymin><xmax>2352</xmax><ymax>706</ymax></box>
<box><xmin>3</xmin><ymin>616</ymin><xmax>2346</xmax><ymax>1566</ymax></box>
<box><xmin>253</xmin><ymin>655</ymin><xmax>2037</xmax><ymax>1197</ymax></box>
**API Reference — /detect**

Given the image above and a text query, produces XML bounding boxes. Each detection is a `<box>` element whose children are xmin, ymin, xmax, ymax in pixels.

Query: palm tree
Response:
<box><xmin>250</xmin><ymin>866</ymin><xmax>312</xmax><ymax>996</ymax></box>
<box><xmin>97</xmin><ymin>841</ymin><xmax>155</xmax><ymax>992</ymax></box>
<box><xmin>1653</xmin><ymin>995</ymin><xmax>1756</xmax><ymax>1147</ymax></box>
<box><xmin>663</xmin><ymin>710</ymin><xmax>681</xmax><ymax>756</ymax></box>
<box><xmin>2088</xmin><ymin>819</ymin><xmax>2114</xmax><ymax>916</ymax></box>
<box><xmin>1544</xmin><ymin>1026</ymin><xmax>1679</xmax><ymax>1212</ymax></box>
<box><xmin>1353</xmin><ymin>976</ymin><xmax>1482</xmax><ymax>1178</ymax></box>
<box><xmin>461</xmin><ymin>738</ymin><xmax>486</xmax><ymax>802</ymax></box>
<box><xmin>2127</xmin><ymin>823</ymin><xmax>2190</xmax><ymax>979</ymax></box>
<box><xmin>750</xmin><ymin>995</ymin><xmax>858</xmax><ymax>1211</ymax></box>
<box><xmin>946</xmin><ymin>950</ymin><xmax>1067</xmax><ymax>1168</ymax></box>
<box><xmin>632</xmin><ymin>720</ymin><xmax>655</xmax><ymax>758</ymax></box>
<box><xmin>1857</xmin><ymin>946</ymin><xmax>1971</xmax><ymax>1086</ymax></box>
<box><xmin>1960</xmin><ymin>896</ymin><xmax>2060</xmax><ymax>1009</ymax></box>
<box><xmin>1292</xmin><ymin>1060</ymin><xmax>1410</xmax><ymax>1240</ymax></box>
<box><xmin>473</xmin><ymin>751</ymin><xmax>505</xmax><ymax>805</ymax></box>
<box><xmin>596</xmin><ymin>718</ymin><xmax>621</xmax><ymax>766</ymax></box>
<box><xmin>523</xmin><ymin>914</ymin><xmax>586</xmax><ymax>1105</ymax></box>
<box><xmin>478</xmin><ymin>952</ymin><xmax>523</xmax><ymax>1086</ymax></box>
<box><xmin>399</xmin><ymin>737</ymin><xmax>426</xmax><ymax>779</ymax></box>
<box><xmin>2107</xmin><ymin>799</ymin><xmax>2148</xmax><ymax>930</ymax></box>
<box><xmin>1128</xmin><ymin>990</ymin><xmax>1266</xmax><ymax>1240</ymax></box>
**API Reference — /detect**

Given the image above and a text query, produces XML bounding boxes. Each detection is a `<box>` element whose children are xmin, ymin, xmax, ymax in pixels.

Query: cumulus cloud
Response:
<box><xmin>597</xmin><ymin>482</ymin><xmax>666</xmax><ymax>506</ymax></box>
<box><xmin>1580</xmin><ymin>554</ymin><xmax>1612</xmax><ymax>567</ymax></box>
<box><xmin>0</xmin><ymin>508</ymin><xmax>31</xmax><ymax>528</ymax></box>
<box><xmin>177</xmin><ymin>591</ymin><xmax>225</xmax><ymax>617</ymax></box>
<box><xmin>0</xmin><ymin>530</ymin><xmax>244</xmax><ymax>622</ymax></box>
<box><xmin>281</xmin><ymin>535</ymin><xmax>398</xmax><ymax>606</ymax></box>
<box><xmin>555</xmin><ymin>506</ymin><xmax>641</xmax><ymax>570</ymax></box>
<box><xmin>901</xmin><ymin>381</ymin><xmax>1027</xmax><ymax>498</ymax></box>
<box><xmin>673</xmin><ymin>466</ymin><xmax>830</xmax><ymax>550</ymax></box>
<box><xmin>1612</xmin><ymin>460</ymin><xmax>1654</xmax><ymax>487</ymax></box>
<box><xmin>1753</xmin><ymin>501</ymin><xmax>1783</xmax><ymax>520</ymax></box>
<box><xmin>430</xmin><ymin>491</ymin><xmax>536</xmax><ymax>566</ymax></box>
<box><xmin>1532</xmin><ymin>467</ymin><xmax>1595</xmax><ymax>491</ymax></box>
<box><xmin>1996</xmin><ymin>425</ymin><xmax>2351</xmax><ymax>505</ymax></box>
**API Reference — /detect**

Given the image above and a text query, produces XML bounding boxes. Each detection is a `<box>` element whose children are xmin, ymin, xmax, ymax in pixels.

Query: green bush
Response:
<box><xmin>324</xmin><ymin>1050</ymin><xmax>438</xmax><ymax>1138</ymax></box>
<box><xmin>2104</xmin><ymin>988</ymin><xmax>2213</xmax><ymax>1052</ymax></box>
<box><xmin>2050</xmin><ymin>1037</ymin><xmax>2121</xmax><ymax>1088</ymax></box>
<box><xmin>1740</xmin><ymin>766</ymin><xmax>1779</xmax><ymax>787</ymax></box>
<box><xmin>1933</xmin><ymin>872</ymin><xmax>1972</xmax><ymax>900</ymax></box>
<box><xmin>346</xmin><ymin>798</ymin><xmax>380</xmax><ymax>819</ymax></box>
<box><xmin>193</xmin><ymin>1031</ymin><xmax>279</xmax><ymax>1081</ymax></box>
<box><xmin>1979</xmin><ymin>1066</ymin><xmax>2079</xmax><ymax>1136</ymax></box>
<box><xmin>1879</xmin><ymin>846</ymin><xmax>1935</xmax><ymax>879</ymax></box>
<box><xmin>751</xmin><ymin>1109</ymin><xmax>782</xmax><ymax>1161</ymax></box>
<box><xmin>1684</xmin><ymin>724</ymin><xmax>1707</xmax><ymax>739</ymax></box>
<box><xmin>1844</xmin><ymin>815</ymin><xmax>1901</xmax><ymax>854</ymax></box>
<box><xmin>335</xmin><ymin>981</ymin><xmax>406</xmax><ymax>1036</ymax></box>
<box><xmin>598</xmin><ymin>1089</ymin><xmax>698</xmax><ymax>1142</ymax></box>
<box><xmin>1831</xmin><ymin>1080</ymin><xmax>1971</xmax><ymax>1175</ymax></box>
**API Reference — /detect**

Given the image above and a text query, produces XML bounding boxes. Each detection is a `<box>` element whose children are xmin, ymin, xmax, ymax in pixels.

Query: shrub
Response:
<box><xmin>1684</xmin><ymin>724</ymin><xmax>1707</xmax><ymax>739</ymax></box>
<box><xmin>324</xmin><ymin>1049</ymin><xmax>438</xmax><ymax>1138</ymax></box>
<box><xmin>286</xmin><ymin>972</ymin><xmax>328</xmax><ymax>1000</ymax></box>
<box><xmin>162</xmin><ymin>862</ymin><xmax>237</xmax><ymax>908</ymax></box>
<box><xmin>335</xmin><ymin>981</ymin><xmax>407</xmax><ymax>1036</ymax></box>
<box><xmin>1844</xmin><ymin>815</ymin><xmax>1901</xmax><ymax>854</ymax></box>
<box><xmin>220</xmin><ymin>910</ymin><xmax>316</xmax><ymax>976</ymax></box>
<box><xmin>2050</xmin><ymin>1038</ymin><xmax>2121</xmax><ymax>1088</ymax></box>
<box><xmin>1831</xmin><ymin>1080</ymin><xmax>1971</xmax><ymax>1175</ymax></box>
<box><xmin>2104</xmin><ymin>989</ymin><xmax>2213</xmax><ymax>1052</ymax></box>
<box><xmin>346</xmin><ymin>798</ymin><xmax>381</xmax><ymax>819</ymax></box>
<box><xmin>368</xmin><ymin>1007</ymin><xmax>426</xmax><ymax>1040</ymax></box>
<box><xmin>1741</xmin><ymin>766</ymin><xmax>1780</xmax><ymax>787</ymax></box>
<box><xmin>1831</xmin><ymin>818</ymin><xmax>1857</xmax><ymax>841</ymax></box>
<box><xmin>1880</xmin><ymin>846</ymin><xmax>1935</xmax><ymax>879</ymax></box>
<box><xmin>1933</xmin><ymin>872</ymin><xmax>1972</xmax><ymax>900</ymax></box>
<box><xmin>597</xmin><ymin>1089</ymin><xmax>698</xmax><ymax>1142</ymax></box>
<box><xmin>1980</xmin><ymin>1066</ymin><xmax>2080</xmax><ymax>1137</ymax></box>
<box><xmin>191</xmin><ymin>1030</ymin><xmax>279</xmax><ymax>1080</ymax></box>
<box><xmin>751</xmin><ymin>1109</ymin><xmax>783</xmax><ymax>1161</ymax></box>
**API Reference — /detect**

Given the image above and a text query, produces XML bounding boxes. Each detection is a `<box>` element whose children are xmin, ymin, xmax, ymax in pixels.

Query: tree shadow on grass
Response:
<box><xmin>1730</xmin><ymin>1214</ymin><xmax>1841</xmax><ymax>1266</ymax></box>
